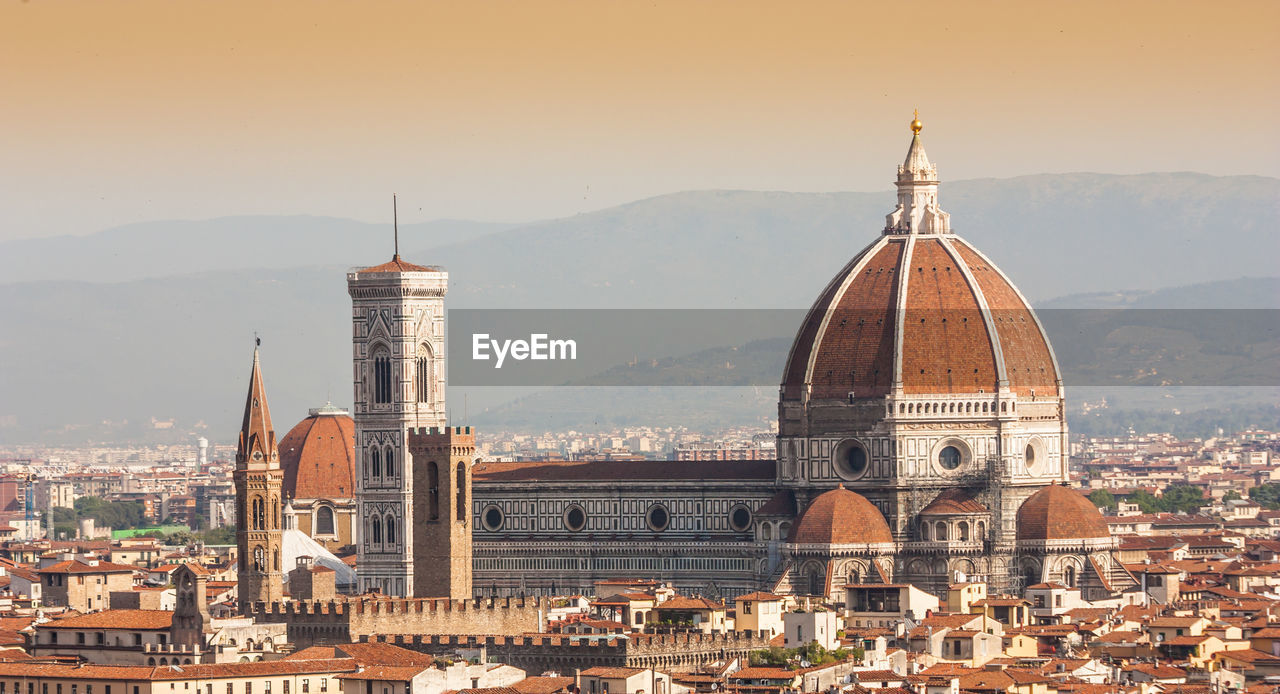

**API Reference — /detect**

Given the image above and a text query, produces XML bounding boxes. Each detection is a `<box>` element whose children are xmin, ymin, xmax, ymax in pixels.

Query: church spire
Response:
<box><xmin>236</xmin><ymin>346</ymin><xmax>277</xmax><ymax>467</ymax></box>
<box><xmin>884</xmin><ymin>111</ymin><xmax>951</xmax><ymax>235</ymax></box>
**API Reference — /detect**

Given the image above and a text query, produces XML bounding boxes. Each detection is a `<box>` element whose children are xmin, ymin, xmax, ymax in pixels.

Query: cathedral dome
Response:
<box><xmin>279</xmin><ymin>405</ymin><xmax>356</xmax><ymax>501</ymax></box>
<box><xmin>788</xmin><ymin>485</ymin><xmax>894</xmax><ymax>545</ymax></box>
<box><xmin>781</xmin><ymin>120</ymin><xmax>1060</xmax><ymax>402</ymax></box>
<box><xmin>1016</xmin><ymin>485</ymin><xmax>1110</xmax><ymax>541</ymax></box>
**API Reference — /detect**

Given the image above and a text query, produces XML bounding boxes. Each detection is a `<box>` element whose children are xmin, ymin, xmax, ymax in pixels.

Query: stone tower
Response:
<box><xmin>171</xmin><ymin>563</ymin><xmax>212</xmax><ymax>653</ymax></box>
<box><xmin>234</xmin><ymin>347</ymin><xmax>285</xmax><ymax>611</ymax></box>
<box><xmin>410</xmin><ymin>426</ymin><xmax>474</xmax><ymax>599</ymax></box>
<box><xmin>347</xmin><ymin>254</ymin><xmax>447</xmax><ymax>596</ymax></box>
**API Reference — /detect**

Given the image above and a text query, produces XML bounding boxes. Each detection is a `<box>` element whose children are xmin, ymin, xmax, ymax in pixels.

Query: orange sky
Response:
<box><xmin>1</xmin><ymin>0</ymin><xmax>1276</xmax><ymax>239</ymax></box>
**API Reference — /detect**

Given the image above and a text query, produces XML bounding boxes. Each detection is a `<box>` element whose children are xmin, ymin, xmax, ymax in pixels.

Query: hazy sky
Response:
<box><xmin>2</xmin><ymin>0</ymin><xmax>1276</xmax><ymax>241</ymax></box>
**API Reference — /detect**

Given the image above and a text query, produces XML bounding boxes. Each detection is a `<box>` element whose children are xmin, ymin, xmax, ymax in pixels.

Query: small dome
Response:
<box><xmin>918</xmin><ymin>488</ymin><xmax>987</xmax><ymax>515</ymax></box>
<box><xmin>789</xmin><ymin>486</ymin><xmax>894</xmax><ymax>545</ymax></box>
<box><xmin>279</xmin><ymin>406</ymin><xmax>356</xmax><ymax>500</ymax></box>
<box><xmin>1016</xmin><ymin>485</ymin><xmax>1110</xmax><ymax>541</ymax></box>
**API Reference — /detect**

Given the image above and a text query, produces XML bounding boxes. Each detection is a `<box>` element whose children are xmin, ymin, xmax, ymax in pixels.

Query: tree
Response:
<box><xmin>1250</xmin><ymin>483</ymin><xmax>1280</xmax><ymax>510</ymax></box>
<box><xmin>1128</xmin><ymin>490</ymin><xmax>1163</xmax><ymax>514</ymax></box>
<box><xmin>1161</xmin><ymin>484</ymin><xmax>1207</xmax><ymax>513</ymax></box>
<box><xmin>73</xmin><ymin>497</ymin><xmax>148</xmax><ymax>530</ymax></box>
<box><xmin>1121</xmin><ymin>485</ymin><xmax>1207</xmax><ymax>514</ymax></box>
<box><xmin>1088</xmin><ymin>489</ymin><xmax>1117</xmax><ymax>510</ymax></box>
<box><xmin>200</xmin><ymin>526</ymin><xmax>236</xmax><ymax>545</ymax></box>
<box><xmin>1223</xmin><ymin>490</ymin><xmax>1242</xmax><ymax>502</ymax></box>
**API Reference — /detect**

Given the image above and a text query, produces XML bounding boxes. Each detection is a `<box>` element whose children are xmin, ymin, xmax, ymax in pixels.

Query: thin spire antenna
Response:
<box><xmin>393</xmin><ymin>194</ymin><xmax>400</xmax><ymax>260</ymax></box>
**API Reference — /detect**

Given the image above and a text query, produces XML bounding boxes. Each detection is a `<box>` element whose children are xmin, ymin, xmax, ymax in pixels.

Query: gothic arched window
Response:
<box><xmin>959</xmin><ymin>521</ymin><xmax>970</xmax><ymax>541</ymax></box>
<box><xmin>371</xmin><ymin>448</ymin><xmax>381</xmax><ymax>478</ymax></box>
<box><xmin>385</xmin><ymin>514</ymin><xmax>397</xmax><ymax>545</ymax></box>
<box><xmin>273</xmin><ymin>548</ymin><xmax>279</xmax><ymax>571</ymax></box>
<box><xmin>456</xmin><ymin>462</ymin><xmax>466</xmax><ymax>521</ymax></box>
<box><xmin>416</xmin><ymin>343</ymin><xmax>432</xmax><ymax>404</ymax></box>
<box><xmin>384</xmin><ymin>446</ymin><xmax>395</xmax><ymax>478</ymax></box>
<box><xmin>253</xmin><ymin>547</ymin><xmax>265</xmax><ymax>572</ymax></box>
<box><xmin>252</xmin><ymin>497</ymin><xmax>264</xmax><ymax>530</ymax></box>
<box><xmin>315</xmin><ymin>506</ymin><xmax>335</xmax><ymax>535</ymax></box>
<box><xmin>372</xmin><ymin>347</ymin><xmax>392</xmax><ymax>405</ymax></box>
<box><xmin>428</xmin><ymin>462</ymin><xmax>440</xmax><ymax>521</ymax></box>
<box><xmin>935</xmin><ymin>522</ymin><xmax>948</xmax><ymax>541</ymax></box>
<box><xmin>371</xmin><ymin>516</ymin><xmax>382</xmax><ymax>545</ymax></box>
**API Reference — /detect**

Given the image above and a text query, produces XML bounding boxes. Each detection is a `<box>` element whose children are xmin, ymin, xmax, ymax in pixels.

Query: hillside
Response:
<box><xmin>1</xmin><ymin>173</ymin><xmax>1277</xmax><ymax>443</ymax></box>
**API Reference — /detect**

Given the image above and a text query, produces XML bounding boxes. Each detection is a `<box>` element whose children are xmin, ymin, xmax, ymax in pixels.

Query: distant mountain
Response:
<box><xmin>1</xmin><ymin>173</ymin><xmax>1277</xmax><ymax>443</ymax></box>
<box><xmin>428</xmin><ymin>173</ymin><xmax>1280</xmax><ymax>308</ymax></box>
<box><xmin>0</xmin><ymin>216</ymin><xmax>514</xmax><ymax>284</ymax></box>
<box><xmin>1038</xmin><ymin>276</ymin><xmax>1280</xmax><ymax>309</ymax></box>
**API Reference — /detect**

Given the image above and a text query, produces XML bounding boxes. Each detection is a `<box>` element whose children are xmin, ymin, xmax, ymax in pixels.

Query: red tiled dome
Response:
<box><xmin>788</xmin><ymin>486</ymin><xmax>893</xmax><ymax>545</ymax></box>
<box><xmin>279</xmin><ymin>406</ymin><xmax>356</xmax><ymax>501</ymax></box>
<box><xmin>781</xmin><ymin>235</ymin><xmax>1059</xmax><ymax>401</ymax></box>
<box><xmin>918</xmin><ymin>488</ymin><xmax>987</xmax><ymax>515</ymax></box>
<box><xmin>1016</xmin><ymin>485</ymin><xmax>1110</xmax><ymax>541</ymax></box>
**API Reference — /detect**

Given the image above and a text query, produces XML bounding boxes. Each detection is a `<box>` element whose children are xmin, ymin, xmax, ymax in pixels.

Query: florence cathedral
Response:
<box><xmin>236</xmin><ymin>116</ymin><xmax>1135</xmax><ymax>606</ymax></box>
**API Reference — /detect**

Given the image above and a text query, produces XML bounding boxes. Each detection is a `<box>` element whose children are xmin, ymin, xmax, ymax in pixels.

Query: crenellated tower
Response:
<box><xmin>409</xmin><ymin>425</ymin><xmax>474</xmax><ymax>600</ymax></box>
<box><xmin>348</xmin><ymin>254</ymin><xmax>448</xmax><ymax>596</ymax></box>
<box><xmin>234</xmin><ymin>347</ymin><xmax>285</xmax><ymax>611</ymax></box>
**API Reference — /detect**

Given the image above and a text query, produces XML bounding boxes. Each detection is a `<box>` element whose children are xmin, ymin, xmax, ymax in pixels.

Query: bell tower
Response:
<box><xmin>348</xmin><ymin>253</ymin><xmax>447</xmax><ymax>596</ymax></box>
<box><xmin>409</xmin><ymin>425</ymin><xmax>474</xmax><ymax>599</ymax></box>
<box><xmin>234</xmin><ymin>346</ymin><xmax>284</xmax><ymax>612</ymax></box>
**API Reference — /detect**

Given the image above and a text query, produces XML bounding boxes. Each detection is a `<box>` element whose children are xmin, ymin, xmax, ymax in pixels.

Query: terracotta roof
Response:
<box><xmin>919</xmin><ymin>488</ymin><xmax>987</xmax><ymax>515</ymax></box>
<box><xmin>782</xmin><ymin>234</ymin><xmax>1059</xmax><ymax>401</ymax></box>
<box><xmin>736</xmin><ymin>591</ymin><xmax>785</xmax><ymax>602</ymax></box>
<box><xmin>1016</xmin><ymin>485</ymin><xmax>1111</xmax><ymax>541</ymax></box>
<box><xmin>43</xmin><ymin>610</ymin><xmax>172</xmax><ymax>630</ymax></box>
<box><xmin>510</xmin><ymin>677</ymin><xmax>574</xmax><ymax>694</ymax></box>
<box><xmin>37</xmin><ymin>559</ymin><xmax>136</xmax><ymax>574</ymax></box>
<box><xmin>280</xmin><ymin>409</ymin><xmax>356</xmax><ymax>500</ymax></box>
<box><xmin>657</xmin><ymin>596</ymin><xmax>724</xmax><ymax>611</ymax></box>
<box><xmin>729</xmin><ymin>667</ymin><xmax>800</xmax><ymax>681</ymax></box>
<box><xmin>474</xmin><ymin>459</ymin><xmax>775</xmax><ymax>482</ymax></box>
<box><xmin>0</xmin><ymin>659</ymin><xmax>358</xmax><ymax>681</ymax></box>
<box><xmin>355</xmin><ymin>256</ymin><xmax>440</xmax><ymax>273</ymax></box>
<box><xmin>853</xmin><ymin>671</ymin><xmax>904</xmax><ymax>683</ymax></box>
<box><xmin>337</xmin><ymin>665</ymin><xmax>430</xmax><ymax>681</ymax></box>
<box><xmin>580</xmin><ymin>666</ymin><xmax>646</xmax><ymax>678</ymax></box>
<box><xmin>788</xmin><ymin>486</ymin><xmax>893</xmax><ymax>545</ymax></box>
<box><xmin>288</xmin><ymin>643</ymin><xmax>434</xmax><ymax>667</ymax></box>
<box><xmin>176</xmin><ymin>562</ymin><xmax>211</xmax><ymax>576</ymax></box>
<box><xmin>1218</xmin><ymin>649</ymin><xmax>1280</xmax><ymax>664</ymax></box>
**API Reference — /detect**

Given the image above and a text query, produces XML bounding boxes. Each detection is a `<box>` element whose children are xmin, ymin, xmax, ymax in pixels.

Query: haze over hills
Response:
<box><xmin>1</xmin><ymin>172</ymin><xmax>1276</xmax><ymax>444</ymax></box>
<box><xmin>0</xmin><ymin>217</ymin><xmax>515</xmax><ymax>284</ymax></box>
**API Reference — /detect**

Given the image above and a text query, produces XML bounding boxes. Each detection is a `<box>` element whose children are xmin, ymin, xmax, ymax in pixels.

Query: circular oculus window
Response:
<box><xmin>834</xmin><ymin>440</ymin><xmax>870</xmax><ymax>480</ymax></box>
<box><xmin>729</xmin><ymin>505</ymin><xmax>752</xmax><ymax>532</ymax></box>
<box><xmin>938</xmin><ymin>445</ymin><xmax>963</xmax><ymax>470</ymax></box>
<box><xmin>646</xmin><ymin>504</ymin><xmax>670</xmax><ymax>532</ymax></box>
<box><xmin>563</xmin><ymin>504</ymin><xmax>587</xmax><ymax>532</ymax></box>
<box><xmin>481</xmin><ymin>505</ymin><xmax>504</xmax><ymax>532</ymax></box>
